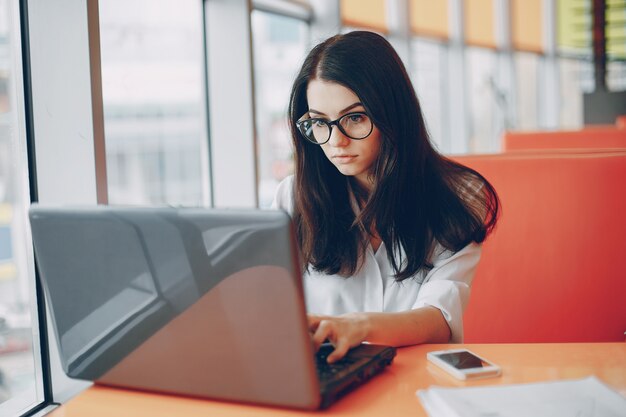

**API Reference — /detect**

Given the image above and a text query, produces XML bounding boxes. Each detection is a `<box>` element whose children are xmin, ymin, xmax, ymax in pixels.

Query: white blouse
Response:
<box><xmin>271</xmin><ymin>175</ymin><xmax>481</xmax><ymax>342</ymax></box>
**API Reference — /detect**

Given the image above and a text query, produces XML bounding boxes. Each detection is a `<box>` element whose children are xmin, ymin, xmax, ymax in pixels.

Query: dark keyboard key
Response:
<box><xmin>315</xmin><ymin>346</ymin><xmax>358</xmax><ymax>382</ymax></box>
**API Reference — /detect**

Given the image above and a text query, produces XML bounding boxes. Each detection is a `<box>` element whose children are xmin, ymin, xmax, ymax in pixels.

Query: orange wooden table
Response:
<box><xmin>47</xmin><ymin>343</ymin><xmax>626</xmax><ymax>417</ymax></box>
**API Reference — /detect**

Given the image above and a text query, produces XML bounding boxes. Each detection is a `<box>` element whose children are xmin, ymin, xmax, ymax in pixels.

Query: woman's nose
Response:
<box><xmin>327</xmin><ymin>126</ymin><xmax>350</xmax><ymax>147</ymax></box>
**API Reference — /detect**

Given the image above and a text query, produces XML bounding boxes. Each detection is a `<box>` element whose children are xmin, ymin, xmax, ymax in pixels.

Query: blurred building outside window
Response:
<box><xmin>251</xmin><ymin>10</ymin><xmax>309</xmax><ymax>208</ymax></box>
<box><xmin>411</xmin><ymin>37</ymin><xmax>449</xmax><ymax>153</ymax></box>
<box><xmin>514</xmin><ymin>52</ymin><xmax>540</xmax><ymax>131</ymax></box>
<box><xmin>466</xmin><ymin>47</ymin><xmax>502</xmax><ymax>153</ymax></box>
<box><xmin>99</xmin><ymin>0</ymin><xmax>210</xmax><ymax>207</ymax></box>
<box><xmin>556</xmin><ymin>0</ymin><xmax>625</xmax><ymax>126</ymax></box>
<box><xmin>606</xmin><ymin>60</ymin><xmax>626</xmax><ymax>92</ymax></box>
<box><xmin>559</xmin><ymin>57</ymin><xmax>594</xmax><ymax>128</ymax></box>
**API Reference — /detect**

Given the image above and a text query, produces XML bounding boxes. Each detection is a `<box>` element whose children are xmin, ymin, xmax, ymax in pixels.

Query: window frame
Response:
<box><xmin>1</xmin><ymin>0</ymin><xmax>54</xmax><ymax>415</ymax></box>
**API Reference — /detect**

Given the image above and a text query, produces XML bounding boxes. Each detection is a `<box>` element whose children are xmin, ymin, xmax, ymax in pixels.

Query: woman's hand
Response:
<box><xmin>308</xmin><ymin>313</ymin><xmax>371</xmax><ymax>363</ymax></box>
<box><xmin>308</xmin><ymin>307</ymin><xmax>451</xmax><ymax>363</ymax></box>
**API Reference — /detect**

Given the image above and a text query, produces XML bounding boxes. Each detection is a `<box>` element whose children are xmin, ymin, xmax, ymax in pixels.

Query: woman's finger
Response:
<box><xmin>307</xmin><ymin>314</ymin><xmax>326</xmax><ymax>332</ymax></box>
<box><xmin>312</xmin><ymin>319</ymin><xmax>333</xmax><ymax>351</ymax></box>
<box><xmin>326</xmin><ymin>336</ymin><xmax>350</xmax><ymax>363</ymax></box>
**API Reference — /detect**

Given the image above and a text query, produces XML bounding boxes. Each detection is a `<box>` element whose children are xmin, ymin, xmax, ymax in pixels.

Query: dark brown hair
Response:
<box><xmin>288</xmin><ymin>31</ymin><xmax>499</xmax><ymax>281</ymax></box>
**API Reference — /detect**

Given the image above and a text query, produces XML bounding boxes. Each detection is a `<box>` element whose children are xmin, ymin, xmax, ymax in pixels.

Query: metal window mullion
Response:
<box><xmin>447</xmin><ymin>0</ymin><xmax>470</xmax><ymax>154</ymax></box>
<box><xmin>206</xmin><ymin>0</ymin><xmax>258</xmax><ymax>208</ymax></box>
<box><xmin>201</xmin><ymin>0</ymin><xmax>214</xmax><ymax>207</ymax></box>
<box><xmin>16</xmin><ymin>0</ymin><xmax>53</xmax><ymax>415</ymax></box>
<box><xmin>86</xmin><ymin>0</ymin><xmax>108</xmax><ymax>205</ymax></box>
<box><xmin>494</xmin><ymin>0</ymin><xmax>515</xmax><ymax>148</ymax></box>
<box><xmin>540</xmin><ymin>0</ymin><xmax>560</xmax><ymax>128</ymax></box>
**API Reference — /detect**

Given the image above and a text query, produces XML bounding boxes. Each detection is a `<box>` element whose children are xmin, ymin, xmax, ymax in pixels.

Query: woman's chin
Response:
<box><xmin>334</xmin><ymin>165</ymin><xmax>364</xmax><ymax>178</ymax></box>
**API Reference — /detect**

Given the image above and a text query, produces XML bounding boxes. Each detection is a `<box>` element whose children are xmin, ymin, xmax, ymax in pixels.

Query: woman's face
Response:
<box><xmin>305</xmin><ymin>79</ymin><xmax>382</xmax><ymax>190</ymax></box>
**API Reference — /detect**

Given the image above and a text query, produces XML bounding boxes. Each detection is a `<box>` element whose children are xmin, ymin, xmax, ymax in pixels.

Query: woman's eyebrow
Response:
<box><xmin>308</xmin><ymin>102</ymin><xmax>364</xmax><ymax>117</ymax></box>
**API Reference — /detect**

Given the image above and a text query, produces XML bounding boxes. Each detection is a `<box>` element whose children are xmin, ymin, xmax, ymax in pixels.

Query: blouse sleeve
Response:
<box><xmin>411</xmin><ymin>241</ymin><xmax>482</xmax><ymax>343</ymax></box>
<box><xmin>270</xmin><ymin>175</ymin><xmax>295</xmax><ymax>215</ymax></box>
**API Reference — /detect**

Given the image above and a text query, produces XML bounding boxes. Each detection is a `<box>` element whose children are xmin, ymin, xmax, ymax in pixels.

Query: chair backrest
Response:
<box><xmin>503</xmin><ymin>127</ymin><xmax>626</xmax><ymax>151</ymax></box>
<box><xmin>454</xmin><ymin>150</ymin><xmax>626</xmax><ymax>343</ymax></box>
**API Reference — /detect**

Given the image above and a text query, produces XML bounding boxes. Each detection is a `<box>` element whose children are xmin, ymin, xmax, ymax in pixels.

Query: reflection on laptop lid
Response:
<box><xmin>29</xmin><ymin>205</ymin><xmax>395</xmax><ymax>409</ymax></box>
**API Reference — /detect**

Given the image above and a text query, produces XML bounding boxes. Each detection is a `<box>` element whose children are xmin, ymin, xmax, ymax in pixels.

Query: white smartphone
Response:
<box><xmin>427</xmin><ymin>349</ymin><xmax>501</xmax><ymax>380</ymax></box>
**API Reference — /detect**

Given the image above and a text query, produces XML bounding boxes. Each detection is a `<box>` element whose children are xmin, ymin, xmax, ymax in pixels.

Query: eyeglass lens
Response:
<box><xmin>299</xmin><ymin>113</ymin><xmax>372</xmax><ymax>144</ymax></box>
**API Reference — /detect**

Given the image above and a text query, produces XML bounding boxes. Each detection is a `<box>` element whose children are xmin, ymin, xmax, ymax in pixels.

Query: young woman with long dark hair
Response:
<box><xmin>272</xmin><ymin>31</ymin><xmax>499</xmax><ymax>363</ymax></box>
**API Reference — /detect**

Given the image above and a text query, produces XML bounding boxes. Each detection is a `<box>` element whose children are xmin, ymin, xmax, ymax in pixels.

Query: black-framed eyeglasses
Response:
<box><xmin>296</xmin><ymin>112</ymin><xmax>374</xmax><ymax>145</ymax></box>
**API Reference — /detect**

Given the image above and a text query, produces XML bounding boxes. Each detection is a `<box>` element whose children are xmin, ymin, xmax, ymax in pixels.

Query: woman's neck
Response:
<box><xmin>347</xmin><ymin>177</ymin><xmax>381</xmax><ymax>252</ymax></box>
<box><xmin>349</xmin><ymin>177</ymin><xmax>371</xmax><ymax>206</ymax></box>
<box><xmin>353</xmin><ymin>173</ymin><xmax>374</xmax><ymax>194</ymax></box>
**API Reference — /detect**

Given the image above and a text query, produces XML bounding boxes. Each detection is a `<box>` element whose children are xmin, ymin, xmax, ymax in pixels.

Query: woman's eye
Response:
<box><xmin>349</xmin><ymin>114</ymin><xmax>364</xmax><ymax>123</ymax></box>
<box><xmin>313</xmin><ymin>120</ymin><xmax>327</xmax><ymax>127</ymax></box>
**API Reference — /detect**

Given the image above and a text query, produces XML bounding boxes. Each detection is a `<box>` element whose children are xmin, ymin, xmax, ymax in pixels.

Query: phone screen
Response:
<box><xmin>435</xmin><ymin>351</ymin><xmax>490</xmax><ymax>370</ymax></box>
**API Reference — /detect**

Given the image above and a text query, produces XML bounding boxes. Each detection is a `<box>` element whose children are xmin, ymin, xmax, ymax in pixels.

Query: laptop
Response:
<box><xmin>29</xmin><ymin>205</ymin><xmax>396</xmax><ymax>409</ymax></box>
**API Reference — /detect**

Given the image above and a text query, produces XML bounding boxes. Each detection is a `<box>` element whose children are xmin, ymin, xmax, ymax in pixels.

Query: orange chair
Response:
<box><xmin>453</xmin><ymin>150</ymin><xmax>626</xmax><ymax>343</ymax></box>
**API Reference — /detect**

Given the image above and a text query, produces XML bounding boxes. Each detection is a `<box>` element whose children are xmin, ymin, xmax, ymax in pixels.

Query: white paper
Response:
<box><xmin>416</xmin><ymin>376</ymin><xmax>626</xmax><ymax>417</ymax></box>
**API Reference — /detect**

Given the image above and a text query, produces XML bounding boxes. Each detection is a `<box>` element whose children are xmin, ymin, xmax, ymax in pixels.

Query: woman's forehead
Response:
<box><xmin>306</xmin><ymin>79</ymin><xmax>362</xmax><ymax>115</ymax></box>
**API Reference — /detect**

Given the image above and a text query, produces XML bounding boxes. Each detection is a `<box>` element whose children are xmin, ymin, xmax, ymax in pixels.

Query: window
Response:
<box><xmin>511</xmin><ymin>0</ymin><xmax>543</xmax><ymax>53</ymax></box>
<box><xmin>99</xmin><ymin>0</ymin><xmax>210</xmax><ymax>206</ymax></box>
<box><xmin>0</xmin><ymin>0</ymin><xmax>46</xmax><ymax>415</ymax></box>
<box><xmin>411</xmin><ymin>38</ymin><xmax>448</xmax><ymax>152</ymax></box>
<box><xmin>514</xmin><ymin>52</ymin><xmax>540</xmax><ymax>130</ymax></box>
<box><xmin>607</xmin><ymin>60</ymin><xmax>626</xmax><ymax>92</ymax></box>
<box><xmin>466</xmin><ymin>47</ymin><xmax>501</xmax><ymax>152</ymax></box>
<box><xmin>251</xmin><ymin>10</ymin><xmax>308</xmax><ymax>208</ymax></box>
<box><xmin>409</xmin><ymin>0</ymin><xmax>449</xmax><ymax>40</ymax></box>
<box><xmin>340</xmin><ymin>0</ymin><xmax>388</xmax><ymax>33</ymax></box>
<box><xmin>557</xmin><ymin>0</ymin><xmax>592</xmax><ymax>58</ymax></box>
<box><xmin>559</xmin><ymin>57</ymin><xmax>594</xmax><ymax>128</ymax></box>
<box><xmin>465</xmin><ymin>0</ymin><xmax>496</xmax><ymax>48</ymax></box>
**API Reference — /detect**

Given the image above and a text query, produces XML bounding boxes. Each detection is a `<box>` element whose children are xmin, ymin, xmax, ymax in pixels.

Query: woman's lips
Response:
<box><xmin>333</xmin><ymin>155</ymin><xmax>357</xmax><ymax>164</ymax></box>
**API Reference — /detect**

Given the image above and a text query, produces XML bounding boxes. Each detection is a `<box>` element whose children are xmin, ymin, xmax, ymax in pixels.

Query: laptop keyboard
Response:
<box><xmin>315</xmin><ymin>346</ymin><xmax>359</xmax><ymax>383</ymax></box>
<box><xmin>313</xmin><ymin>344</ymin><xmax>396</xmax><ymax>408</ymax></box>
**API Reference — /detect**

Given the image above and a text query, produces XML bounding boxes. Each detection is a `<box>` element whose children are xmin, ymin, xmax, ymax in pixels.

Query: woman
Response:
<box><xmin>272</xmin><ymin>31</ymin><xmax>499</xmax><ymax>363</ymax></box>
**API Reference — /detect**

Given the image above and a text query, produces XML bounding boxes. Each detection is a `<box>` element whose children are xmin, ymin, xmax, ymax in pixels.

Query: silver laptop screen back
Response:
<box><xmin>30</xmin><ymin>206</ymin><xmax>320</xmax><ymax>408</ymax></box>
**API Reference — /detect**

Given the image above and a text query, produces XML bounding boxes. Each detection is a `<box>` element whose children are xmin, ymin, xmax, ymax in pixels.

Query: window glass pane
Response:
<box><xmin>466</xmin><ymin>47</ymin><xmax>500</xmax><ymax>152</ymax></box>
<box><xmin>557</xmin><ymin>0</ymin><xmax>592</xmax><ymax>58</ymax></box>
<box><xmin>607</xmin><ymin>60</ymin><xmax>626</xmax><ymax>92</ymax></box>
<box><xmin>340</xmin><ymin>0</ymin><xmax>388</xmax><ymax>33</ymax></box>
<box><xmin>514</xmin><ymin>52</ymin><xmax>539</xmax><ymax>130</ymax></box>
<box><xmin>559</xmin><ymin>57</ymin><xmax>593</xmax><ymax>128</ymax></box>
<box><xmin>511</xmin><ymin>0</ymin><xmax>543</xmax><ymax>52</ymax></box>
<box><xmin>606</xmin><ymin>3</ymin><xmax>626</xmax><ymax>61</ymax></box>
<box><xmin>558</xmin><ymin>0</ymin><xmax>624</xmax><ymax>60</ymax></box>
<box><xmin>411</xmin><ymin>38</ymin><xmax>448</xmax><ymax>152</ymax></box>
<box><xmin>99</xmin><ymin>0</ymin><xmax>210</xmax><ymax>206</ymax></box>
<box><xmin>409</xmin><ymin>0</ymin><xmax>448</xmax><ymax>40</ymax></box>
<box><xmin>465</xmin><ymin>0</ymin><xmax>496</xmax><ymax>48</ymax></box>
<box><xmin>251</xmin><ymin>11</ymin><xmax>308</xmax><ymax>208</ymax></box>
<box><xmin>0</xmin><ymin>0</ymin><xmax>45</xmax><ymax>415</ymax></box>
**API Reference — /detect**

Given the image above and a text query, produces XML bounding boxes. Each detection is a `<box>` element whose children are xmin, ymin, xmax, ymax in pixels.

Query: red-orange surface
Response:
<box><xmin>455</xmin><ymin>150</ymin><xmax>626</xmax><ymax>343</ymax></box>
<box><xmin>503</xmin><ymin>127</ymin><xmax>626</xmax><ymax>151</ymax></box>
<box><xmin>47</xmin><ymin>343</ymin><xmax>626</xmax><ymax>417</ymax></box>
